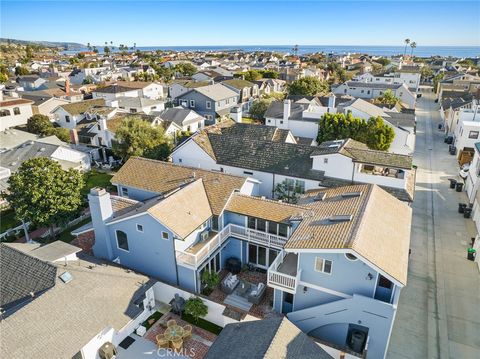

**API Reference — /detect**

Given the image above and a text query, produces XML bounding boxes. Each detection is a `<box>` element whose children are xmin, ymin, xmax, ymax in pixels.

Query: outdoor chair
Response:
<box><xmin>247</xmin><ymin>282</ymin><xmax>266</xmax><ymax>304</ymax></box>
<box><xmin>156</xmin><ymin>335</ymin><xmax>169</xmax><ymax>349</ymax></box>
<box><xmin>221</xmin><ymin>272</ymin><xmax>239</xmax><ymax>294</ymax></box>
<box><xmin>182</xmin><ymin>325</ymin><xmax>192</xmax><ymax>341</ymax></box>
<box><xmin>170</xmin><ymin>338</ymin><xmax>183</xmax><ymax>353</ymax></box>
<box><xmin>167</xmin><ymin>319</ymin><xmax>177</xmax><ymax>328</ymax></box>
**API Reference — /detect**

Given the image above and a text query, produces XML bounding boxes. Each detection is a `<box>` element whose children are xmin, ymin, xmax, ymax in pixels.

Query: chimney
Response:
<box><xmin>230</xmin><ymin>105</ymin><xmax>243</xmax><ymax>123</ymax></box>
<box><xmin>65</xmin><ymin>78</ymin><xmax>71</xmax><ymax>96</ymax></box>
<box><xmin>69</xmin><ymin>129</ymin><xmax>79</xmax><ymax>144</ymax></box>
<box><xmin>88</xmin><ymin>187</ymin><xmax>114</xmax><ymax>259</ymax></box>
<box><xmin>283</xmin><ymin>99</ymin><xmax>291</xmax><ymax>122</ymax></box>
<box><xmin>328</xmin><ymin>93</ymin><xmax>336</xmax><ymax>108</ymax></box>
<box><xmin>98</xmin><ymin>117</ymin><xmax>107</xmax><ymax>132</ymax></box>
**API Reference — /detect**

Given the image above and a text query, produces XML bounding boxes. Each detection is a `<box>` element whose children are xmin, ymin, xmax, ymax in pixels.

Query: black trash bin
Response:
<box><xmin>464</xmin><ymin>208</ymin><xmax>472</xmax><ymax>218</ymax></box>
<box><xmin>456</xmin><ymin>182</ymin><xmax>464</xmax><ymax>192</ymax></box>
<box><xmin>446</xmin><ymin>136</ymin><xmax>453</xmax><ymax>144</ymax></box>
<box><xmin>449</xmin><ymin>146</ymin><xmax>457</xmax><ymax>155</ymax></box>
<box><xmin>449</xmin><ymin>179</ymin><xmax>457</xmax><ymax>188</ymax></box>
<box><xmin>467</xmin><ymin>248</ymin><xmax>476</xmax><ymax>261</ymax></box>
<box><xmin>458</xmin><ymin>203</ymin><xmax>467</xmax><ymax>213</ymax></box>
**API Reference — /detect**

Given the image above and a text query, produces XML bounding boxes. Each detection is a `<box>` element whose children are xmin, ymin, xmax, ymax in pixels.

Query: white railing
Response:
<box><xmin>176</xmin><ymin>223</ymin><xmax>289</xmax><ymax>268</ymax></box>
<box><xmin>267</xmin><ymin>250</ymin><xmax>300</xmax><ymax>294</ymax></box>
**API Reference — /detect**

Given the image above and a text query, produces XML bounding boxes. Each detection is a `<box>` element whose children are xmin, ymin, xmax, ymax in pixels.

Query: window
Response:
<box><xmin>267</xmin><ymin>119</ymin><xmax>271</xmax><ymax>123</ymax></box>
<box><xmin>121</xmin><ymin>187</ymin><xmax>129</xmax><ymax>197</ymax></box>
<box><xmin>212</xmin><ymin>215</ymin><xmax>219</xmax><ymax>231</ymax></box>
<box><xmin>0</xmin><ymin>109</ymin><xmax>10</xmax><ymax>117</ymax></box>
<box><xmin>280</xmin><ymin>120</ymin><xmax>283</xmax><ymax>124</ymax></box>
<box><xmin>190</xmin><ymin>100</ymin><xmax>195</xmax><ymax>108</ymax></box>
<box><xmin>206</xmin><ymin>101</ymin><xmax>212</xmax><ymax>109</ymax></box>
<box><xmin>65</xmin><ymin>115</ymin><xmax>70</xmax><ymax>123</ymax></box>
<box><xmin>367</xmin><ymin>90</ymin><xmax>371</xmax><ymax>94</ymax></box>
<box><xmin>378</xmin><ymin>275</ymin><xmax>393</xmax><ymax>289</ymax></box>
<box><xmin>97</xmin><ymin>125</ymin><xmax>101</xmax><ymax>131</ymax></box>
<box><xmin>243</xmin><ymin>171</ymin><xmax>253</xmax><ymax>175</ymax></box>
<box><xmin>268</xmin><ymin>222</ymin><xmax>278</xmax><ymax>235</ymax></box>
<box><xmin>345</xmin><ymin>253</ymin><xmax>358</xmax><ymax>261</ymax></box>
<box><xmin>130</xmin><ymin>108</ymin><xmax>137</xmax><ymax>113</ymax></box>
<box><xmin>136</xmin><ymin>224</ymin><xmax>143</xmax><ymax>232</ymax></box>
<box><xmin>469</xmin><ymin>131</ymin><xmax>479</xmax><ymax>139</ymax></box>
<box><xmin>116</xmin><ymin>230</ymin><xmax>129</xmax><ymax>251</ymax></box>
<box><xmin>181</xmin><ymin>100</ymin><xmax>188</xmax><ymax>107</ymax></box>
<box><xmin>278</xmin><ymin>223</ymin><xmax>288</xmax><ymax>237</ymax></box>
<box><xmin>13</xmin><ymin>107</ymin><xmax>20</xmax><ymax>115</ymax></box>
<box><xmin>247</xmin><ymin>217</ymin><xmax>256</xmax><ymax>230</ymax></box>
<box><xmin>162</xmin><ymin>231</ymin><xmax>169</xmax><ymax>240</ymax></box>
<box><xmin>315</xmin><ymin>257</ymin><xmax>332</xmax><ymax>274</ymax></box>
<box><xmin>256</xmin><ymin>219</ymin><xmax>266</xmax><ymax>232</ymax></box>
<box><xmin>178</xmin><ymin>158</ymin><xmax>182</xmax><ymax>163</ymax></box>
<box><xmin>324</xmin><ymin>158</ymin><xmax>328</xmax><ymax>164</ymax></box>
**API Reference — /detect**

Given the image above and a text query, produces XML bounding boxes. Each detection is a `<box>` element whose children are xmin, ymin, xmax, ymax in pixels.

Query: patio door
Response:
<box><xmin>248</xmin><ymin>244</ymin><xmax>277</xmax><ymax>269</ymax></box>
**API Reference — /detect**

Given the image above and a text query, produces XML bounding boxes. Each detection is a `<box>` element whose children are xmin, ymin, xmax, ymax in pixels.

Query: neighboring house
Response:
<box><xmin>92</xmin><ymin>82</ymin><xmax>164</xmax><ymax>101</ymax></box>
<box><xmin>437</xmin><ymin>73</ymin><xmax>480</xmax><ymax>100</ymax></box>
<box><xmin>168</xmin><ymin>80</ymin><xmax>210</xmax><ymax>100</ymax></box>
<box><xmin>88</xmin><ymin>165</ymin><xmax>412</xmax><ymax>359</ymax></box>
<box><xmin>222</xmin><ymin>79</ymin><xmax>259</xmax><ymax>112</ymax></box>
<box><xmin>0</xmin><ymin>128</ymin><xmax>39</xmax><ymax>151</ymax></box>
<box><xmin>52</xmin><ymin>98</ymin><xmax>105</xmax><ymax>129</ymax></box>
<box><xmin>333</xmin><ymin>82</ymin><xmax>416</xmax><ymax>108</ymax></box>
<box><xmin>176</xmin><ymin>84</ymin><xmax>239</xmax><ymax>125</ymax></box>
<box><xmin>353</xmin><ymin>66</ymin><xmax>422</xmax><ymax>92</ymax></box>
<box><xmin>205</xmin><ymin>317</ymin><xmax>332</xmax><ymax>359</ymax></box>
<box><xmin>112</xmin><ymin>96</ymin><xmax>165</xmax><ymax>114</ymax></box>
<box><xmin>338</xmin><ymin>98</ymin><xmax>416</xmax><ymax>155</ymax></box>
<box><xmin>68</xmin><ymin>66</ymin><xmax>109</xmax><ymax>84</ymax></box>
<box><xmin>0</xmin><ymin>242</ymin><xmax>157</xmax><ymax>359</ymax></box>
<box><xmin>192</xmin><ymin>69</ymin><xmax>233</xmax><ymax>83</ymax></box>
<box><xmin>0</xmin><ymin>137</ymin><xmax>91</xmax><ymax>191</ymax></box>
<box><xmin>253</xmin><ymin>78</ymin><xmax>287</xmax><ymax>96</ymax></box>
<box><xmin>16</xmin><ymin>75</ymin><xmax>48</xmax><ymax>90</ymax></box>
<box><xmin>156</xmin><ymin>106</ymin><xmax>205</xmax><ymax>133</ymax></box>
<box><xmin>20</xmin><ymin>94</ymin><xmax>70</xmax><ymax>119</ymax></box>
<box><xmin>440</xmin><ymin>92</ymin><xmax>475</xmax><ymax>134</ymax></box>
<box><xmin>452</xmin><ymin>106</ymin><xmax>480</xmax><ymax>163</ymax></box>
<box><xmin>171</xmin><ymin>121</ymin><xmax>415</xmax><ymax>202</ymax></box>
<box><xmin>0</xmin><ymin>97</ymin><xmax>34</xmax><ymax>131</ymax></box>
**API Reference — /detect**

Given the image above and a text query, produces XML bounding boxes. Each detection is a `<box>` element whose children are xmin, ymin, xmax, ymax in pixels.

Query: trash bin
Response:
<box><xmin>458</xmin><ymin>203</ymin><xmax>467</xmax><ymax>213</ymax></box>
<box><xmin>446</xmin><ymin>136</ymin><xmax>453</xmax><ymax>144</ymax></box>
<box><xmin>464</xmin><ymin>208</ymin><xmax>472</xmax><ymax>218</ymax></box>
<box><xmin>449</xmin><ymin>146</ymin><xmax>457</xmax><ymax>155</ymax></box>
<box><xmin>456</xmin><ymin>182</ymin><xmax>464</xmax><ymax>192</ymax></box>
<box><xmin>449</xmin><ymin>179</ymin><xmax>457</xmax><ymax>188</ymax></box>
<box><xmin>467</xmin><ymin>248</ymin><xmax>476</xmax><ymax>261</ymax></box>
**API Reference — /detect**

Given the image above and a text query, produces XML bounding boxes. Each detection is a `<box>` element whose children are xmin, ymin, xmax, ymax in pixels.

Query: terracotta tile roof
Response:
<box><xmin>286</xmin><ymin>184</ymin><xmax>412</xmax><ymax>285</ymax></box>
<box><xmin>225</xmin><ymin>193</ymin><xmax>308</xmax><ymax>223</ymax></box>
<box><xmin>147</xmin><ymin>179</ymin><xmax>212</xmax><ymax>238</ymax></box>
<box><xmin>0</xmin><ymin>98</ymin><xmax>34</xmax><ymax>107</ymax></box>
<box><xmin>111</xmin><ymin>157</ymin><xmax>246</xmax><ymax>215</ymax></box>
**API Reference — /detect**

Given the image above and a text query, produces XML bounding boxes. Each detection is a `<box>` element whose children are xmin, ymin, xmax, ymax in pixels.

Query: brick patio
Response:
<box><xmin>145</xmin><ymin>312</ymin><xmax>217</xmax><ymax>359</ymax></box>
<box><xmin>208</xmin><ymin>270</ymin><xmax>281</xmax><ymax>319</ymax></box>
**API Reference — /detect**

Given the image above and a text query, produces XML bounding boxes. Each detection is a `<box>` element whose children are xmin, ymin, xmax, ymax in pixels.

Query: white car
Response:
<box><xmin>459</xmin><ymin>164</ymin><xmax>470</xmax><ymax>179</ymax></box>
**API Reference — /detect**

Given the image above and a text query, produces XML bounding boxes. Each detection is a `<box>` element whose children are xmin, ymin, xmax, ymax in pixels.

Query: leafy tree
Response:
<box><xmin>433</xmin><ymin>73</ymin><xmax>444</xmax><ymax>92</ymax></box>
<box><xmin>317</xmin><ymin>112</ymin><xmax>395</xmax><ymax>151</ymax></box>
<box><xmin>0</xmin><ymin>72</ymin><xmax>8</xmax><ymax>83</ymax></box>
<box><xmin>184</xmin><ymin>297</ymin><xmax>208</xmax><ymax>323</ymax></box>
<box><xmin>26</xmin><ymin>114</ymin><xmax>52</xmax><ymax>135</ymax></box>
<box><xmin>92</xmin><ymin>46</ymin><xmax>98</xmax><ymax>54</ymax></box>
<box><xmin>201</xmin><ymin>271</ymin><xmax>220</xmax><ymax>295</ymax></box>
<box><xmin>82</xmin><ymin>76</ymin><xmax>94</xmax><ymax>84</ymax></box>
<box><xmin>4</xmin><ymin>158</ymin><xmax>84</xmax><ymax>238</ymax></box>
<box><xmin>249</xmin><ymin>99</ymin><xmax>272</xmax><ymax>121</ymax></box>
<box><xmin>112</xmin><ymin>117</ymin><xmax>172</xmax><ymax>161</ymax></box>
<box><xmin>175</xmin><ymin>130</ymin><xmax>192</xmax><ymax>145</ymax></box>
<box><xmin>288</xmin><ymin>76</ymin><xmax>329</xmax><ymax>96</ymax></box>
<box><xmin>50</xmin><ymin>128</ymin><xmax>71</xmax><ymax>142</ymax></box>
<box><xmin>243</xmin><ymin>70</ymin><xmax>263</xmax><ymax>82</ymax></box>
<box><xmin>420</xmin><ymin>65</ymin><xmax>433</xmax><ymax>80</ymax></box>
<box><xmin>375</xmin><ymin>58</ymin><xmax>391</xmax><ymax>67</ymax></box>
<box><xmin>274</xmin><ymin>180</ymin><xmax>301</xmax><ymax>204</ymax></box>
<box><xmin>262</xmin><ymin>70</ymin><xmax>279</xmax><ymax>79</ymax></box>
<box><xmin>174</xmin><ymin>63</ymin><xmax>197</xmax><ymax>77</ymax></box>
<box><xmin>15</xmin><ymin>66</ymin><xmax>30</xmax><ymax>76</ymax></box>
<box><xmin>376</xmin><ymin>89</ymin><xmax>399</xmax><ymax>106</ymax></box>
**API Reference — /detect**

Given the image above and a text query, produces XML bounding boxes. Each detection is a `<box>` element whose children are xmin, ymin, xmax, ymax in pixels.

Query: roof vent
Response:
<box><xmin>313</xmin><ymin>192</ymin><xmax>327</xmax><ymax>202</ymax></box>
<box><xmin>341</xmin><ymin>191</ymin><xmax>362</xmax><ymax>198</ymax></box>
<box><xmin>39</xmin><ymin>147</ymin><xmax>46</xmax><ymax>152</ymax></box>
<box><xmin>328</xmin><ymin>215</ymin><xmax>353</xmax><ymax>223</ymax></box>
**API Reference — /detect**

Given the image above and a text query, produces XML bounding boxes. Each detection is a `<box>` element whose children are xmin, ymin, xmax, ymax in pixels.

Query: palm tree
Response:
<box><xmin>410</xmin><ymin>42</ymin><xmax>417</xmax><ymax>57</ymax></box>
<box><xmin>403</xmin><ymin>39</ymin><xmax>410</xmax><ymax>57</ymax></box>
<box><xmin>87</xmin><ymin>42</ymin><xmax>91</xmax><ymax>51</ymax></box>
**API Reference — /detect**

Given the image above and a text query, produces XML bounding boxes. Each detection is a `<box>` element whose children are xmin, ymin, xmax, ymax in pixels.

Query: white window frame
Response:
<box><xmin>206</xmin><ymin>100</ymin><xmax>212</xmax><ymax>109</ymax></box>
<box><xmin>116</xmin><ymin>230</ymin><xmax>130</xmax><ymax>252</ymax></box>
<box><xmin>136</xmin><ymin>224</ymin><xmax>144</xmax><ymax>233</ymax></box>
<box><xmin>121</xmin><ymin>187</ymin><xmax>129</xmax><ymax>197</ymax></box>
<box><xmin>161</xmin><ymin>231</ymin><xmax>169</xmax><ymax>240</ymax></box>
<box><xmin>314</xmin><ymin>257</ymin><xmax>332</xmax><ymax>274</ymax></box>
<box><xmin>190</xmin><ymin>100</ymin><xmax>195</xmax><ymax>108</ymax></box>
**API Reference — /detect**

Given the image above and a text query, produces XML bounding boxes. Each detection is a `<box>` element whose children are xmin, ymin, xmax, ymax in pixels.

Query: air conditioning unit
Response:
<box><xmin>200</xmin><ymin>230</ymin><xmax>209</xmax><ymax>242</ymax></box>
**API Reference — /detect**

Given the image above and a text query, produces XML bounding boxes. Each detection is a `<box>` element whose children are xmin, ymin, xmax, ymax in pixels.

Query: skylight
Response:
<box><xmin>59</xmin><ymin>271</ymin><xmax>73</xmax><ymax>284</ymax></box>
<box><xmin>328</xmin><ymin>215</ymin><xmax>353</xmax><ymax>223</ymax></box>
<box><xmin>341</xmin><ymin>192</ymin><xmax>363</xmax><ymax>198</ymax></box>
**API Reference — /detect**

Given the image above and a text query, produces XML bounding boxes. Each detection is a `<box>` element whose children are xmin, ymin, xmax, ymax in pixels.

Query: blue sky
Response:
<box><xmin>1</xmin><ymin>1</ymin><xmax>479</xmax><ymax>46</ymax></box>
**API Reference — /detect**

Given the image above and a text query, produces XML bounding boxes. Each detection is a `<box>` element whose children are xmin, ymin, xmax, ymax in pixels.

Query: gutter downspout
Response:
<box><xmin>351</xmin><ymin>162</ymin><xmax>356</xmax><ymax>184</ymax></box>
<box><xmin>172</xmin><ymin>238</ymin><xmax>180</xmax><ymax>287</ymax></box>
<box><xmin>272</xmin><ymin>173</ymin><xmax>276</xmax><ymax>198</ymax></box>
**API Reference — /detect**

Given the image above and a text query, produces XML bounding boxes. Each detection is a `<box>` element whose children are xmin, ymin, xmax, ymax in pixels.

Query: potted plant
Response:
<box><xmin>184</xmin><ymin>297</ymin><xmax>208</xmax><ymax>323</ymax></box>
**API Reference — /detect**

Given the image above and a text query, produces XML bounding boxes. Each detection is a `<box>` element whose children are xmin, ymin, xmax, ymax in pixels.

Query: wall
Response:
<box><xmin>287</xmin><ymin>119</ymin><xmax>319</xmax><ymax>139</ymax></box>
<box><xmin>51</xmin><ymin>146</ymin><xmax>91</xmax><ymax>170</ymax></box>
<box><xmin>0</xmin><ymin>104</ymin><xmax>33</xmax><ymax>131</ymax></box>
<box><xmin>312</xmin><ymin>153</ymin><xmax>353</xmax><ymax>179</ymax></box>
<box><xmin>353</xmin><ymin>171</ymin><xmax>406</xmax><ymax>189</ymax></box>
<box><xmin>220</xmin><ymin>238</ymin><xmax>243</xmax><ymax>267</ymax></box>
<box><xmin>293</xmin><ymin>285</ymin><xmax>343</xmax><ymax>311</ymax></box>
<box><xmin>178</xmin><ymin>264</ymin><xmax>197</xmax><ymax>293</ymax></box>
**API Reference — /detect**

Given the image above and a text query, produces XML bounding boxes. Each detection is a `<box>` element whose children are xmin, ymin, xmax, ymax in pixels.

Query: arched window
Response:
<box><xmin>13</xmin><ymin>107</ymin><xmax>20</xmax><ymax>115</ymax></box>
<box><xmin>345</xmin><ymin>253</ymin><xmax>358</xmax><ymax>261</ymax></box>
<box><xmin>0</xmin><ymin>109</ymin><xmax>11</xmax><ymax>117</ymax></box>
<box><xmin>116</xmin><ymin>230</ymin><xmax>129</xmax><ymax>251</ymax></box>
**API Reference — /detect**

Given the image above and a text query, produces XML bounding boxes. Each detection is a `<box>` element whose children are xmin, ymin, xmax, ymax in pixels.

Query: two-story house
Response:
<box><xmin>52</xmin><ymin>98</ymin><xmax>106</xmax><ymax>129</ymax></box>
<box><xmin>92</xmin><ymin>81</ymin><xmax>164</xmax><ymax>101</ymax></box>
<box><xmin>176</xmin><ymin>84</ymin><xmax>239</xmax><ymax>125</ymax></box>
<box><xmin>87</xmin><ymin>157</ymin><xmax>412</xmax><ymax>358</ymax></box>
<box><xmin>0</xmin><ymin>97</ymin><xmax>34</xmax><ymax>131</ymax></box>
<box><xmin>16</xmin><ymin>75</ymin><xmax>48</xmax><ymax>91</ymax></box>
<box><xmin>221</xmin><ymin>79</ymin><xmax>259</xmax><ymax>112</ymax></box>
<box><xmin>171</xmin><ymin>121</ymin><xmax>415</xmax><ymax>202</ymax></box>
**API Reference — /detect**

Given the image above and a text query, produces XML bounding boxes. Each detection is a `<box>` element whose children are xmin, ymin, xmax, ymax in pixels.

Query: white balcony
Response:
<box><xmin>267</xmin><ymin>251</ymin><xmax>300</xmax><ymax>294</ymax></box>
<box><xmin>175</xmin><ymin>223</ymin><xmax>289</xmax><ymax>269</ymax></box>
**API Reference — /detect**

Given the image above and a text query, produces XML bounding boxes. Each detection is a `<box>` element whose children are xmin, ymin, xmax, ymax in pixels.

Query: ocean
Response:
<box><xmin>68</xmin><ymin>45</ymin><xmax>479</xmax><ymax>58</ymax></box>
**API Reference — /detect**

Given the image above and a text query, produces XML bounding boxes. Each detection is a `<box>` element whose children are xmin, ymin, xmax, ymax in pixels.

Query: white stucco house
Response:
<box><xmin>0</xmin><ymin>98</ymin><xmax>34</xmax><ymax>131</ymax></box>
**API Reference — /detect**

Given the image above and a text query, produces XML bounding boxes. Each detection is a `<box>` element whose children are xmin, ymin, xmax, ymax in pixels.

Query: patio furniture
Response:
<box><xmin>170</xmin><ymin>338</ymin><xmax>183</xmax><ymax>353</ymax></box>
<box><xmin>156</xmin><ymin>335</ymin><xmax>169</xmax><ymax>349</ymax></box>
<box><xmin>167</xmin><ymin>319</ymin><xmax>177</xmax><ymax>328</ymax></box>
<box><xmin>247</xmin><ymin>282</ymin><xmax>266</xmax><ymax>304</ymax></box>
<box><xmin>221</xmin><ymin>272</ymin><xmax>239</xmax><ymax>294</ymax></box>
<box><xmin>236</xmin><ymin>280</ymin><xmax>251</xmax><ymax>296</ymax></box>
<box><xmin>164</xmin><ymin>324</ymin><xmax>185</xmax><ymax>342</ymax></box>
<box><xmin>182</xmin><ymin>325</ymin><xmax>192</xmax><ymax>341</ymax></box>
<box><xmin>98</xmin><ymin>341</ymin><xmax>117</xmax><ymax>359</ymax></box>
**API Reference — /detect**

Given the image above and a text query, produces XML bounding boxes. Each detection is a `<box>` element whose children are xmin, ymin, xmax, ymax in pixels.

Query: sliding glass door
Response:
<box><xmin>248</xmin><ymin>243</ymin><xmax>279</xmax><ymax>269</ymax></box>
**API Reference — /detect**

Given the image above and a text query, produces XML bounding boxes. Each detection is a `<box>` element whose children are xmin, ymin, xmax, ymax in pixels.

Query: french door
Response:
<box><xmin>248</xmin><ymin>243</ymin><xmax>278</xmax><ymax>269</ymax></box>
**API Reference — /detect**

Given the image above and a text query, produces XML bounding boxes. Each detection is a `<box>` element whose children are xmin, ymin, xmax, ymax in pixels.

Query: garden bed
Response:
<box><xmin>181</xmin><ymin>313</ymin><xmax>223</xmax><ymax>335</ymax></box>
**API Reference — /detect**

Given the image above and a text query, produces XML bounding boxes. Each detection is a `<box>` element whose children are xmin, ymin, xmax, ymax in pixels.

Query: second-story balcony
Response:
<box><xmin>267</xmin><ymin>251</ymin><xmax>300</xmax><ymax>294</ymax></box>
<box><xmin>175</xmin><ymin>223</ymin><xmax>290</xmax><ymax>269</ymax></box>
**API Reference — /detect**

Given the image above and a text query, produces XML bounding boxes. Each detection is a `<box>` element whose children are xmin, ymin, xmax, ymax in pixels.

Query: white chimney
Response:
<box><xmin>283</xmin><ymin>99</ymin><xmax>291</xmax><ymax>122</ymax></box>
<box><xmin>328</xmin><ymin>93</ymin><xmax>336</xmax><ymax>108</ymax></box>
<box><xmin>230</xmin><ymin>105</ymin><xmax>243</xmax><ymax>123</ymax></box>
<box><xmin>88</xmin><ymin>187</ymin><xmax>114</xmax><ymax>259</ymax></box>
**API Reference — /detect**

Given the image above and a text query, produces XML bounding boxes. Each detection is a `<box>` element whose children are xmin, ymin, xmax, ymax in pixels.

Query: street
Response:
<box><xmin>387</xmin><ymin>89</ymin><xmax>480</xmax><ymax>359</ymax></box>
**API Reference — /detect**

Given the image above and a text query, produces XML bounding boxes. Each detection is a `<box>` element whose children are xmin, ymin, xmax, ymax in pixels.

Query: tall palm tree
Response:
<box><xmin>410</xmin><ymin>42</ymin><xmax>417</xmax><ymax>57</ymax></box>
<box><xmin>87</xmin><ymin>42</ymin><xmax>91</xmax><ymax>51</ymax></box>
<box><xmin>403</xmin><ymin>38</ymin><xmax>410</xmax><ymax>56</ymax></box>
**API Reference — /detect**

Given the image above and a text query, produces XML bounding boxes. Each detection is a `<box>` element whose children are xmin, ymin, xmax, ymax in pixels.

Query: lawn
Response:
<box><xmin>0</xmin><ymin>209</ymin><xmax>21</xmax><ymax>233</ymax></box>
<box><xmin>181</xmin><ymin>313</ymin><xmax>223</xmax><ymax>335</ymax></box>
<box><xmin>142</xmin><ymin>310</ymin><xmax>165</xmax><ymax>330</ymax></box>
<box><xmin>241</xmin><ymin>117</ymin><xmax>258</xmax><ymax>124</ymax></box>
<box><xmin>81</xmin><ymin>170</ymin><xmax>114</xmax><ymax>197</ymax></box>
<box><xmin>57</xmin><ymin>217</ymin><xmax>93</xmax><ymax>243</ymax></box>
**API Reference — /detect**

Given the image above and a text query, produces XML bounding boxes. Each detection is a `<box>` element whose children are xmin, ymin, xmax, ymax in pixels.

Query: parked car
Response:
<box><xmin>459</xmin><ymin>163</ymin><xmax>470</xmax><ymax>179</ymax></box>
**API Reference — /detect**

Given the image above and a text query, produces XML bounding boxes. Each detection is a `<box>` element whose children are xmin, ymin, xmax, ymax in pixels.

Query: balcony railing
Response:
<box><xmin>267</xmin><ymin>250</ymin><xmax>300</xmax><ymax>294</ymax></box>
<box><xmin>175</xmin><ymin>224</ymin><xmax>290</xmax><ymax>269</ymax></box>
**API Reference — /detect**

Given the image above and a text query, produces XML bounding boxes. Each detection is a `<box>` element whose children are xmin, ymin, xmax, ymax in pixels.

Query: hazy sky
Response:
<box><xmin>1</xmin><ymin>1</ymin><xmax>479</xmax><ymax>47</ymax></box>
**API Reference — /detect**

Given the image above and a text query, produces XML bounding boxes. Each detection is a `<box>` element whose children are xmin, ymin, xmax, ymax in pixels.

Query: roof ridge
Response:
<box><xmin>264</xmin><ymin>317</ymin><xmax>287</xmax><ymax>357</ymax></box>
<box><xmin>232</xmin><ymin>193</ymin><xmax>309</xmax><ymax>210</ymax></box>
